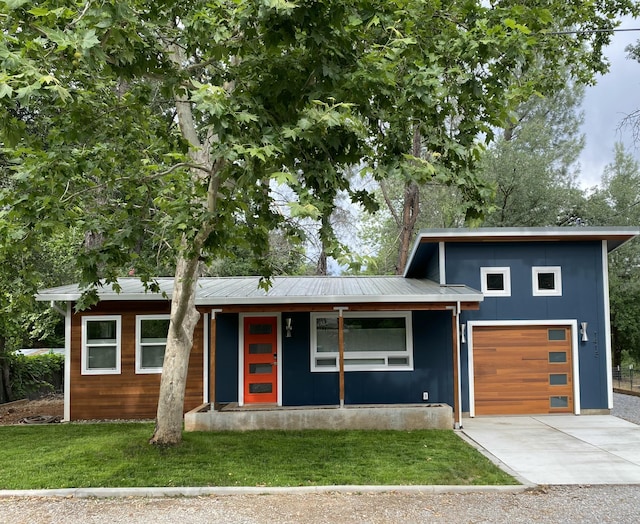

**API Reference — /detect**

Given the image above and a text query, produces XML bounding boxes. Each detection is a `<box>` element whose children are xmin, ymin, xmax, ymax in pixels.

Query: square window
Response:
<box><xmin>136</xmin><ymin>316</ymin><xmax>170</xmax><ymax>374</ymax></box>
<box><xmin>81</xmin><ymin>316</ymin><xmax>121</xmax><ymax>375</ymax></box>
<box><xmin>487</xmin><ymin>273</ymin><xmax>504</xmax><ymax>290</ymax></box>
<box><xmin>480</xmin><ymin>267</ymin><xmax>511</xmax><ymax>297</ymax></box>
<box><xmin>532</xmin><ymin>266</ymin><xmax>562</xmax><ymax>296</ymax></box>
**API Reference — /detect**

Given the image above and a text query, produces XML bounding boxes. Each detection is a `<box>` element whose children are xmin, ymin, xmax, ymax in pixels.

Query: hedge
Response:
<box><xmin>8</xmin><ymin>352</ymin><xmax>64</xmax><ymax>400</ymax></box>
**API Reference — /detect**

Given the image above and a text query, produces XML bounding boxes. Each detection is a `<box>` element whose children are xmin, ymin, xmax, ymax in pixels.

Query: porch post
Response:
<box><xmin>334</xmin><ymin>307</ymin><xmax>348</xmax><ymax>408</ymax></box>
<box><xmin>451</xmin><ymin>302</ymin><xmax>462</xmax><ymax>429</ymax></box>
<box><xmin>210</xmin><ymin>309</ymin><xmax>223</xmax><ymax>411</ymax></box>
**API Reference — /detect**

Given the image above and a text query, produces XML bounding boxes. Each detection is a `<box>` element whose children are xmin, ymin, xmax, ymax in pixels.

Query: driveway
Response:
<box><xmin>461</xmin><ymin>415</ymin><xmax>640</xmax><ymax>485</ymax></box>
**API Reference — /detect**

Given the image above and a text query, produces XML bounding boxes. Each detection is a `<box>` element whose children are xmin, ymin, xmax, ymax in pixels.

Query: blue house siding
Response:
<box><xmin>282</xmin><ymin>311</ymin><xmax>339</xmax><ymax>406</ymax></box>
<box><xmin>445</xmin><ymin>240</ymin><xmax>609</xmax><ymax>411</ymax></box>
<box><xmin>214</xmin><ymin>310</ymin><xmax>454</xmax><ymax>407</ymax></box>
<box><xmin>214</xmin><ymin>313</ymin><xmax>239</xmax><ymax>403</ymax></box>
<box><xmin>283</xmin><ymin>311</ymin><xmax>453</xmax><ymax>406</ymax></box>
<box><xmin>344</xmin><ymin>311</ymin><xmax>454</xmax><ymax>406</ymax></box>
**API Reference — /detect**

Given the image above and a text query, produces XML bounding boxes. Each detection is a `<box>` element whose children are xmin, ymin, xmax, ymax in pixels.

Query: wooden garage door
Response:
<box><xmin>473</xmin><ymin>325</ymin><xmax>573</xmax><ymax>415</ymax></box>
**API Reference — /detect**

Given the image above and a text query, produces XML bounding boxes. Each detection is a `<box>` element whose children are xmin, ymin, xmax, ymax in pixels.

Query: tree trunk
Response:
<box><xmin>149</xmin><ymin>252</ymin><xmax>201</xmax><ymax>446</ymax></box>
<box><xmin>148</xmin><ymin>41</ymin><xmax>220</xmax><ymax>446</ymax></box>
<box><xmin>395</xmin><ymin>181</ymin><xmax>419</xmax><ymax>274</ymax></box>
<box><xmin>395</xmin><ymin>127</ymin><xmax>422</xmax><ymax>275</ymax></box>
<box><xmin>0</xmin><ymin>335</ymin><xmax>10</xmax><ymax>403</ymax></box>
<box><xmin>316</xmin><ymin>249</ymin><xmax>328</xmax><ymax>275</ymax></box>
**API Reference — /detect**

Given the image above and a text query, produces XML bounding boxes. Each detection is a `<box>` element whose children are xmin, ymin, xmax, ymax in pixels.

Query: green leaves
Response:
<box><xmin>1</xmin><ymin>0</ymin><xmax>637</xmax><ymax>291</ymax></box>
<box><xmin>2</xmin><ymin>0</ymin><xmax>30</xmax><ymax>9</ymax></box>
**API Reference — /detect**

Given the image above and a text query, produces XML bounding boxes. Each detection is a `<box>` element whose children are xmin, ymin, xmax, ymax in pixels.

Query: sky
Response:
<box><xmin>579</xmin><ymin>17</ymin><xmax>640</xmax><ymax>189</ymax></box>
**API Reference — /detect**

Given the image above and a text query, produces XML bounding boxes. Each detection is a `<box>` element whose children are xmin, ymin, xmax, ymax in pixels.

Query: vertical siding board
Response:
<box><xmin>69</xmin><ymin>301</ymin><xmax>204</xmax><ymax>420</ymax></box>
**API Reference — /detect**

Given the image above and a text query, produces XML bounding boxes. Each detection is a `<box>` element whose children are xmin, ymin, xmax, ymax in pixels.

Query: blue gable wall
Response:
<box><xmin>214</xmin><ymin>310</ymin><xmax>454</xmax><ymax>407</ymax></box>
<box><xmin>445</xmin><ymin>240</ymin><xmax>608</xmax><ymax>410</ymax></box>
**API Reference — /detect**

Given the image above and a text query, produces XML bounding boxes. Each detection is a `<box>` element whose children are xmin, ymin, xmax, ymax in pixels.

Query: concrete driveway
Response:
<box><xmin>461</xmin><ymin>415</ymin><xmax>640</xmax><ymax>485</ymax></box>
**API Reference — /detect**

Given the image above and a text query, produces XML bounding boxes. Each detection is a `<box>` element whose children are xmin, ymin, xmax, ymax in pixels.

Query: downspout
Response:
<box><xmin>50</xmin><ymin>301</ymin><xmax>71</xmax><ymax>422</ymax></box>
<box><xmin>50</xmin><ymin>301</ymin><xmax>66</xmax><ymax>317</ymax></box>
<box><xmin>64</xmin><ymin>303</ymin><xmax>71</xmax><ymax>422</ymax></box>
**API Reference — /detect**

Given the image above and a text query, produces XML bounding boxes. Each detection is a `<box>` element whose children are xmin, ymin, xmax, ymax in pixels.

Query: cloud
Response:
<box><xmin>579</xmin><ymin>17</ymin><xmax>640</xmax><ymax>188</ymax></box>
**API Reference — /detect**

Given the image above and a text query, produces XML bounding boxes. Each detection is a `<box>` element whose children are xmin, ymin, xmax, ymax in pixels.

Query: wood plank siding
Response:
<box><xmin>69</xmin><ymin>301</ymin><xmax>204</xmax><ymax>420</ymax></box>
<box><xmin>473</xmin><ymin>325</ymin><xmax>573</xmax><ymax>415</ymax></box>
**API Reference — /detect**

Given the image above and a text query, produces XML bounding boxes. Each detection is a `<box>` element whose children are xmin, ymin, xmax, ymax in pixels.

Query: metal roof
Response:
<box><xmin>36</xmin><ymin>276</ymin><xmax>483</xmax><ymax>306</ymax></box>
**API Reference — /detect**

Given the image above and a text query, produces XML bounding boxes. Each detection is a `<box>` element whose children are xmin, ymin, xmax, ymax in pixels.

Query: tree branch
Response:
<box><xmin>379</xmin><ymin>180</ymin><xmax>402</xmax><ymax>228</ymax></box>
<box><xmin>60</xmin><ymin>163</ymin><xmax>209</xmax><ymax>203</ymax></box>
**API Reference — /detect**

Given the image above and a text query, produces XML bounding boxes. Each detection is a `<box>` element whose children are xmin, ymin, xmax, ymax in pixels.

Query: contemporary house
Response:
<box><xmin>36</xmin><ymin>227</ymin><xmax>638</xmax><ymax>429</ymax></box>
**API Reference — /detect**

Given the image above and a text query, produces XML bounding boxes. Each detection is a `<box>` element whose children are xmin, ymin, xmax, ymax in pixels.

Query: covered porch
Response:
<box><xmin>202</xmin><ymin>277</ymin><xmax>483</xmax><ymax>431</ymax></box>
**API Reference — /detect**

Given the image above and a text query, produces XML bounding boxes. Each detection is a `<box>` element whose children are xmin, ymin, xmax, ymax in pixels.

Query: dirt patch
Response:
<box><xmin>0</xmin><ymin>394</ymin><xmax>64</xmax><ymax>425</ymax></box>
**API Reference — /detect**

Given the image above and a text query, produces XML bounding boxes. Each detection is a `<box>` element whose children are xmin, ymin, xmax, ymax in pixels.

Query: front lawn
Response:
<box><xmin>0</xmin><ymin>424</ymin><xmax>516</xmax><ymax>488</ymax></box>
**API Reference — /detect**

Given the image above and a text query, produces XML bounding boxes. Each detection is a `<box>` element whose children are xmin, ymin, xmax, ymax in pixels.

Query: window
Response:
<box><xmin>550</xmin><ymin>396</ymin><xmax>569</xmax><ymax>408</ymax></box>
<box><xmin>532</xmin><ymin>266</ymin><xmax>562</xmax><ymax>296</ymax></box>
<box><xmin>549</xmin><ymin>351</ymin><xmax>567</xmax><ymax>363</ymax></box>
<box><xmin>81</xmin><ymin>316</ymin><xmax>121</xmax><ymax>375</ymax></box>
<box><xmin>136</xmin><ymin>315</ymin><xmax>170</xmax><ymax>374</ymax></box>
<box><xmin>311</xmin><ymin>312</ymin><xmax>412</xmax><ymax>372</ymax></box>
<box><xmin>550</xmin><ymin>374</ymin><xmax>568</xmax><ymax>386</ymax></box>
<box><xmin>548</xmin><ymin>328</ymin><xmax>567</xmax><ymax>341</ymax></box>
<box><xmin>480</xmin><ymin>267</ymin><xmax>511</xmax><ymax>297</ymax></box>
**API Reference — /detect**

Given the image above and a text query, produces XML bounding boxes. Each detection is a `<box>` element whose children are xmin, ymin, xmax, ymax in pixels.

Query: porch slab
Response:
<box><xmin>185</xmin><ymin>403</ymin><xmax>453</xmax><ymax>432</ymax></box>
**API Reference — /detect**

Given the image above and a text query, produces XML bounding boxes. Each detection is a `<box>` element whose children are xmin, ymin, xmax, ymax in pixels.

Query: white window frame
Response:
<box><xmin>81</xmin><ymin>315</ymin><xmax>121</xmax><ymax>375</ymax></box>
<box><xmin>135</xmin><ymin>315</ymin><xmax>170</xmax><ymax>374</ymax></box>
<box><xmin>480</xmin><ymin>267</ymin><xmax>511</xmax><ymax>297</ymax></box>
<box><xmin>310</xmin><ymin>311</ymin><xmax>413</xmax><ymax>372</ymax></box>
<box><xmin>532</xmin><ymin>266</ymin><xmax>562</xmax><ymax>296</ymax></box>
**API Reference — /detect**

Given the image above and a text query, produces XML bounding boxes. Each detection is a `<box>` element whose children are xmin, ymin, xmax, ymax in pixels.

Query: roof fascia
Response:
<box><xmin>413</xmin><ymin>227</ymin><xmax>640</xmax><ymax>253</ymax></box>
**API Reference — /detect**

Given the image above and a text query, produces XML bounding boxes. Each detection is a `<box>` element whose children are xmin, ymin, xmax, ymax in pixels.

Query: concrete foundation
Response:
<box><xmin>184</xmin><ymin>403</ymin><xmax>453</xmax><ymax>432</ymax></box>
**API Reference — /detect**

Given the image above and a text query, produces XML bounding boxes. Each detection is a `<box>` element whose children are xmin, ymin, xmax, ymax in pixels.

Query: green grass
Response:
<box><xmin>0</xmin><ymin>424</ymin><xmax>517</xmax><ymax>489</ymax></box>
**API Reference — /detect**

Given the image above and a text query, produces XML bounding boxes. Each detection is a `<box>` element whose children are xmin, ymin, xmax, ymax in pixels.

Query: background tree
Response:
<box><xmin>582</xmin><ymin>144</ymin><xmax>640</xmax><ymax>367</ymax></box>
<box><xmin>2</xmin><ymin>0</ymin><xmax>637</xmax><ymax>445</ymax></box>
<box><xmin>481</xmin><ymin>81</ymin><xmax>586</xmax><ymax>227</ymax></box>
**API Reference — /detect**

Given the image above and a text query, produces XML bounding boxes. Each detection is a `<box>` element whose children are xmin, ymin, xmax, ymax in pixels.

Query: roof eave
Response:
<box><xmin>194</xmin><ymin>293</ymin><xmax>484</xmax><ymax>306</ymax></box>
<box><xmin>36</xmin><ymin>290</ymin><xmax>483</xmax><ymax>305</ymax></box>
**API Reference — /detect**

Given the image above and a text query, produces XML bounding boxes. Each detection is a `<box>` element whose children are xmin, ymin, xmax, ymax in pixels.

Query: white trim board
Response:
<box><xmin>602</xmin><ymin>240</ymin><xmax>614</xmax><ymax>409</ymax></box>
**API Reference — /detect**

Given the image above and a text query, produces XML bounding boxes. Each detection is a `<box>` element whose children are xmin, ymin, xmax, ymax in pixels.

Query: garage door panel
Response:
<box><xmin>473</xmin><ymin>325</ymin><xmax>573</xmax><ymax>415</ymax></box>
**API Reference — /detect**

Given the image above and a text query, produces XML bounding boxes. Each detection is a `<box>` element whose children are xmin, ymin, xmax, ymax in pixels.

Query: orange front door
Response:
<box><xmin>243</xmin><ymin>316</ymin><xmax>278</xmax><ymax>404</ymax></box>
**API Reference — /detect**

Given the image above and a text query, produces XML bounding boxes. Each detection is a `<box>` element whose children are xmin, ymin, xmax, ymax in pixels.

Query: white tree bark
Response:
<box><xmin>149</xmin><ymin>253</ymin><xmax>201</xmax><ymax>445</ymax></box>
<box><xmin>150</xmin><ymin>41</ymin><xmax>220</xmax><ymax>446</ymax></box>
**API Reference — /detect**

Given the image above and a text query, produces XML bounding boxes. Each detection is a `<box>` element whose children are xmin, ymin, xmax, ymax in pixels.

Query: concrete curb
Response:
<box><xmin>0</xmin><ymin>484</ymin><xmax>529</xmax><ymax>499</ymax></box>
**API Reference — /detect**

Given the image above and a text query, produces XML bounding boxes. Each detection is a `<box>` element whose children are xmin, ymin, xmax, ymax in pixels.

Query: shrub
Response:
<box><xmin>8</xmin><ymin>352</ymin><xmax>64</xmax><ymax>400</ymax></box>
